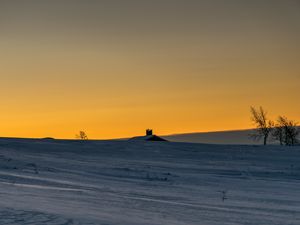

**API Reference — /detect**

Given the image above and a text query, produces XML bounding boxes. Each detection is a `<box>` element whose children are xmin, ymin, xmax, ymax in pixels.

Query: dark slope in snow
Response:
<box><xmin>0</xmin><ymin>138</ymin><xmax>299</xmax><ymax>224</ymax></box>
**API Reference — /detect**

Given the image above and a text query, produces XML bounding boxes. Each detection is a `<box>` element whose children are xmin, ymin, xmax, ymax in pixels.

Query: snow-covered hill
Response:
<box><xmin>163</xmin><ymin>129</ymin><xmax>265</xmax><ymax>145</ymax></box>
<box><xmin>0</xmin><ymin>138</ymin><xmax>299</xmax><ymax>224</ymax></box>
<box><xmin>164</xmin><ymin>127</ymin><xmax>300</xmax><ymax>145</ymax></box>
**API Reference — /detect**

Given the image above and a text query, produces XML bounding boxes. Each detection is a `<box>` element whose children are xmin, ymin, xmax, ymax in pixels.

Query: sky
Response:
<box><xmin>0</xmin><ymin>0</ymin><xmax>299</xmax><ymax>139</ymax></box>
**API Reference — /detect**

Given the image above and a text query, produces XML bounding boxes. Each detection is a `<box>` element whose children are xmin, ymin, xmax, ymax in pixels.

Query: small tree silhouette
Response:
<box><xmin>250</xmin><ymin>106</ymin><xmax>273</xmax><ymax>145</ymax></box>
<box><xmin>276</xmin><ymin>116</ymin><xmax>299</xmax><ymax>146</ymax></box>
<box><xmin>76</xmin><ymin>131</ymin><xmax>88</xmax><ymax>140</ymax></box>
<box><xmin>272</xmin><ymin>125</ymin><xmax>284</xmax><ymax>145</ymax></box>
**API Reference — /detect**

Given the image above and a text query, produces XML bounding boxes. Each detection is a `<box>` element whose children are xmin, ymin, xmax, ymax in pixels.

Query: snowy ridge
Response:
<box><xmin>164</xmin><ymin>128</ymin><xmax>300</xmax><ymax>145</ymax></box>
<box><xmin>0</xmin><ymin>138</ymin><xmax>299</xmax><ymax>224</ymax></box>
<box><xmin>164</xmin><ymin>129</ymin><xmax>266</xmax><ymax>145</ymax></box>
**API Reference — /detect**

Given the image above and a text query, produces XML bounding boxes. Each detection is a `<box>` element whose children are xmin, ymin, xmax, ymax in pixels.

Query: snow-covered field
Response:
<box><xmin>0</xmin><ymin>138</ymin><xmax>299</xmax><ymax>225</ymax></box>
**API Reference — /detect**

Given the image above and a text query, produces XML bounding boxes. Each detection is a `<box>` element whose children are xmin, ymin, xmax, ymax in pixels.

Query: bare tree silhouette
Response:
<box><xmin>250</xmin><ymin>106</ymin><xmax>273</xmax><ymax>145</ymax></box>
<box><xmin>272</xmin><ymin>124</ymin><xmax>284</xmax><ymax>145</ymax></box>
<box><xmin>276</xmin><ymin>116</ymin><xmax>299</xmax><ymax>146</ymax></box>
<box><xmin>76</xmin><ymin>131</ymin><xmax>88</xmax><ymax>140</ymax></box>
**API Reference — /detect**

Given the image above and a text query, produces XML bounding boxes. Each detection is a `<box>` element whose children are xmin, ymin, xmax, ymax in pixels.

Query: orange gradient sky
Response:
<box><xmin>0</xmin><ymin>0</ymin><xmax>299</xmax><ymax>139</ymax></box>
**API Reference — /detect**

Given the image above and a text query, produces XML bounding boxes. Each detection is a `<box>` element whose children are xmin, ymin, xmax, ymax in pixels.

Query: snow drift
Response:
<box><xmin>0</xmin><ymin>138</ymin><xmax>299</xmax><ymax>224</ymax></box>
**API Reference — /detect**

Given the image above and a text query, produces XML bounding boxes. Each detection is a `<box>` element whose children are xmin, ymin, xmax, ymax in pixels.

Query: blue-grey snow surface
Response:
<box><xmin>0</xmin><ymin>138</ymin><xmax>299</xmax><ymax>225</ymax></box>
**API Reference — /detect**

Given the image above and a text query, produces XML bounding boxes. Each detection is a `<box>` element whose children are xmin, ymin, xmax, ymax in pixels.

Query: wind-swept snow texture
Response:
<box><xmin>0</xmin><ymin>138</ymin><xmax>299</xmax><ymax>225</ymax></box>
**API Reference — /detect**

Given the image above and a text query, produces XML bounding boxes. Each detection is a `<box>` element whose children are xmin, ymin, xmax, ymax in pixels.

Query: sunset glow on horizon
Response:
<box><xmin>0</xmin><ymin>0</ymin><xmax>299</xmax><ymax>139</ymax></box>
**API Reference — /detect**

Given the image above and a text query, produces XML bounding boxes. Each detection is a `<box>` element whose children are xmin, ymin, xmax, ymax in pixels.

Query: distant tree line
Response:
<box><xmin>250</xmin><ymin>106</ymin><xmax>299</xmax><ymax>146</ymax></box>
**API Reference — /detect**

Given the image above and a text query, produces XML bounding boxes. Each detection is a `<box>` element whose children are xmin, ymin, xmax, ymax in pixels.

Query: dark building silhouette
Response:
<box><xmin>130</xmin><ymin>129</ymin><xmax>168</xmax><ymax>142</ymax></box>
<box><xmin>146</xmin><ymin>129</ymin><xmax>153</xmax><ymax>136</ymax></box>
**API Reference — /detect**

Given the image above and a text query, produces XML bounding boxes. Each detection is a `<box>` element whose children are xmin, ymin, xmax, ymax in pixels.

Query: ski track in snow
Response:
<box><xmin>0</xmin><ymin>138</ymin><xmax>299</xmax><ymax>225</ymax></box>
